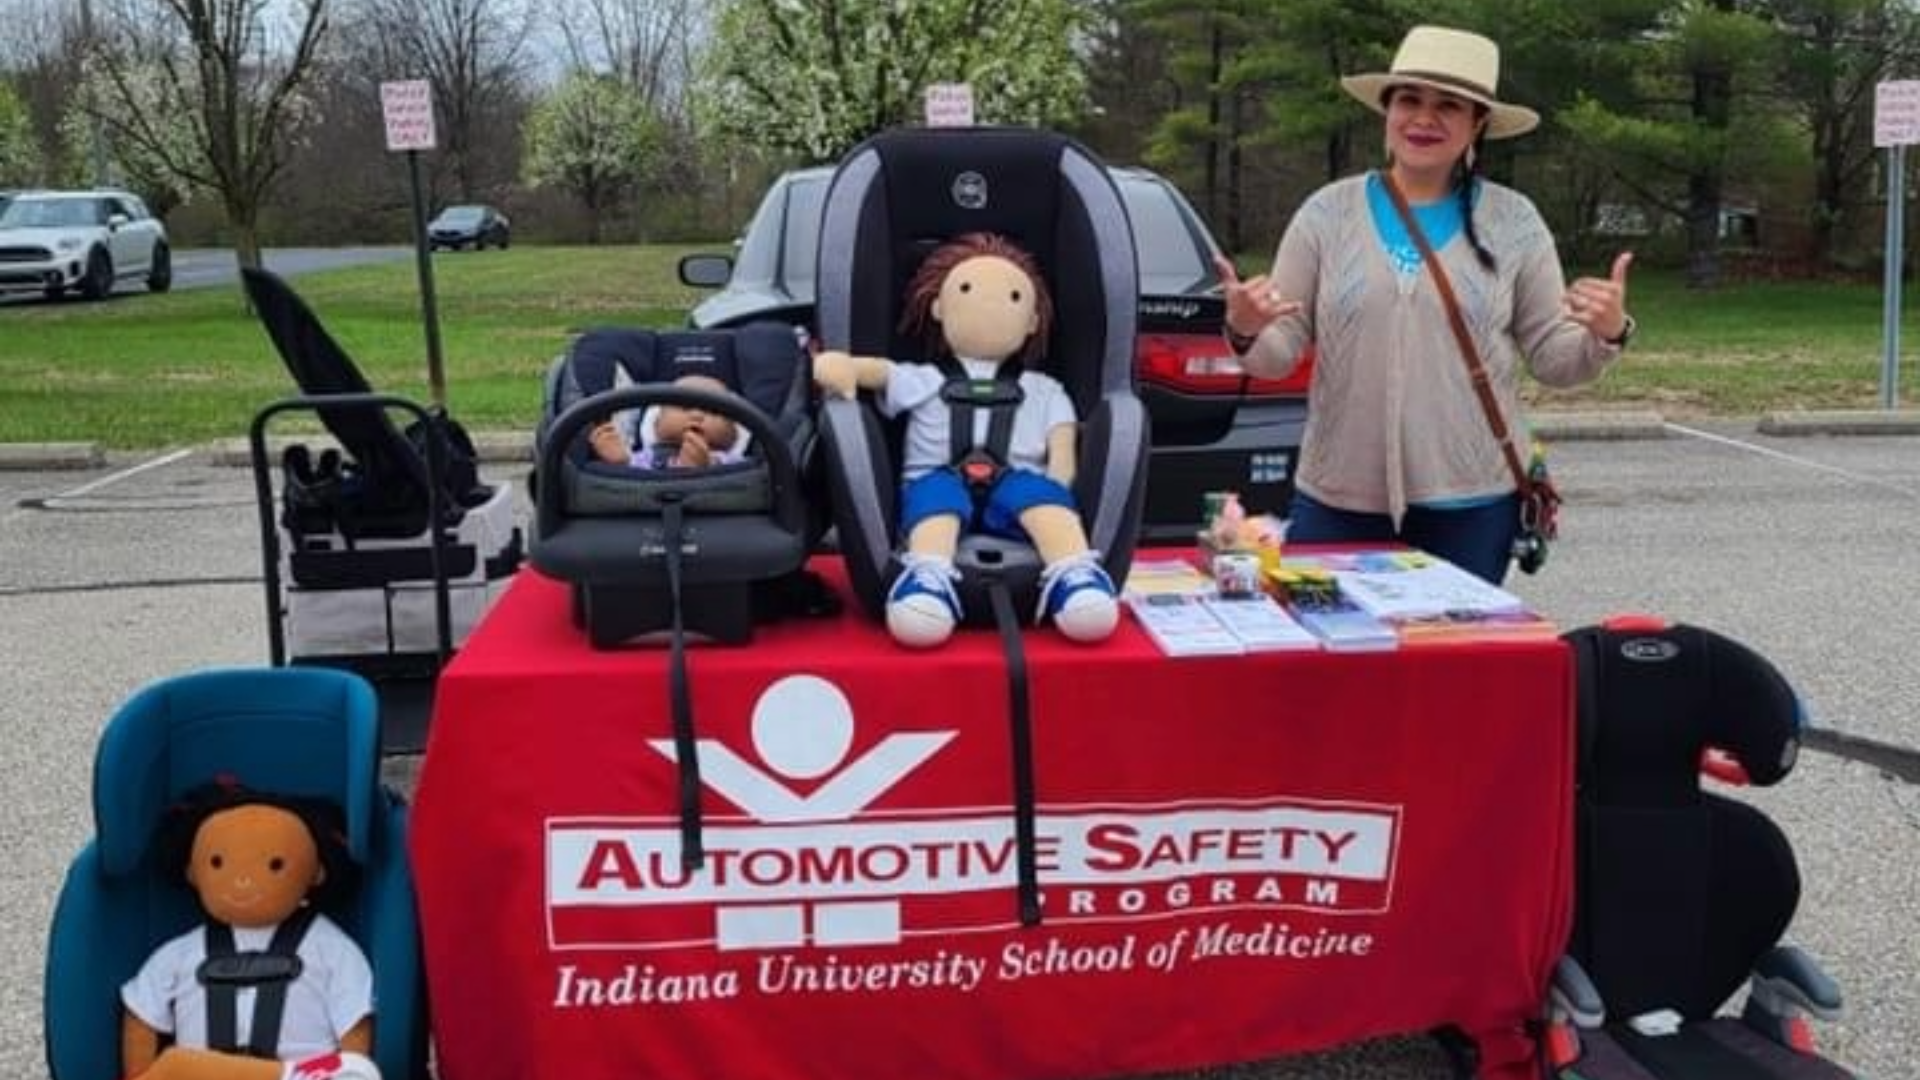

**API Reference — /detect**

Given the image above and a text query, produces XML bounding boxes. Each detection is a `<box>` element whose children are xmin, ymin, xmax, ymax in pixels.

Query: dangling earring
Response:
<box><xmin>1464</xmin><ymin>145</ymin><xmax>1477</xmax><ymax>172</ymax></box>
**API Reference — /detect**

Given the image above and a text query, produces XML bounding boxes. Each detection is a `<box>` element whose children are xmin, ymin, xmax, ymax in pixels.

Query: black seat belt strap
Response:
<box><xmin>988</xmin><ymin>581</ymin><xmax>1041</xmax><ymax>926</ymax></box>
<box><xmin>200</xmin><ymin>905</ymin><xmax>318</xmax><ymax>1058</ymax></box>
<box><xmin>983</xmin><ymin>364</ymin><xmax>1021</xmax><ymax>469</ymax></box>
<box><xmin>938</xmin><ymin>357</ymin><xmax>978</xmax><ymax>465</ymax></box>
<box><xmin>246</xmin><ymin>906</ymin><xmax>319</xmax><ymax>1058</ymax></box>
<box><xmin>204</xmin><ymin>923</ymin><xmax>240</xmax><ymax>1054</ymax></box>
<box><xmin>662</xmin><ymin>497</ymin><xmax>705</xmax><ymax>870</ymax></box>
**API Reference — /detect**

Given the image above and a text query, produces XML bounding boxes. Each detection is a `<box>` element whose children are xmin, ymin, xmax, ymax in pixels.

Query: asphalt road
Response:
<box><xmin>2</xmin><ymin>426</ymin><xmax>1915</xmax><ymax>1078</ymax></box>
<box><xmin>0</xmin><ymin>246</ymin><xmax>410</xmax><ymax>305</ymax></box>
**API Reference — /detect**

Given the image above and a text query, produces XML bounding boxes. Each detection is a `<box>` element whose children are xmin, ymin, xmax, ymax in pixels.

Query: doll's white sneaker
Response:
<box><xmin>886</xmin><ymin>554</ymin><xmax>962</xmax><ymax>647</ymax></box>
<box><xmin>1038</xmin><ymin>553</ymin><xmax>1119</xmax><ymax>643</ymax></box>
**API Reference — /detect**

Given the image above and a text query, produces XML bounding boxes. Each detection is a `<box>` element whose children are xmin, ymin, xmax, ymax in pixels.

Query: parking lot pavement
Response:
<box><xmin>2</xmin><ymin>432</ymin><xmax>1915</xmax><ymax>1079</ymax></box>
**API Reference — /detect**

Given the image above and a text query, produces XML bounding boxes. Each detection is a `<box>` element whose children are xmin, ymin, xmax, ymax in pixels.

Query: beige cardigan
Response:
<box><xmin>1240</xmin><ymin>174</ymin><xmax>1618</xmax><ymax>523</ymax></box>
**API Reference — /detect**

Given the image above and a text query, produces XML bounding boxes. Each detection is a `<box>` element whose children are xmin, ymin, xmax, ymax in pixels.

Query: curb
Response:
<box><xmin>1757</xmin><ymin>408</ymin><xmax>1920</xmax><ymax>437</ymax></box>
<box><xmin>7</xmin><ymin>409</ymin><xmax>1919</xmax><ymax>473</ymax></box>
<box><xmin>1529</xmin><ymin>410</ymin><xmax>1668</xmax><ymax>441</ymax></box>
<box><xmin>202</xmin><ymin>433</ymin><xmax>534</xmax><ymax>469</ymax></box>
<box><xmin>0</xmin><ymin>442</ymin><xmax>104</xmax><ymax>471</ymax></box>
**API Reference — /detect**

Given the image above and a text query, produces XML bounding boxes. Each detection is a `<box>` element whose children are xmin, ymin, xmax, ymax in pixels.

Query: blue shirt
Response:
<box><xmin>1366</xmin><ymin>171</ymin><xmax>1470</xmax><ymax>277</ymax></box>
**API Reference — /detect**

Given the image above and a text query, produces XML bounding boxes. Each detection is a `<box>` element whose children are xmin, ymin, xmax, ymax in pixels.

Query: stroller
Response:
<box><xmin>242</xmin><ymin>267</ymin><xmax>523</xmax><ymax>753</ymax></box>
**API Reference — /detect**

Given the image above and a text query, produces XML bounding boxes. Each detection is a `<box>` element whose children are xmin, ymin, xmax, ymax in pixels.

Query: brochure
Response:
<box><xmin>1126</xmin><ymin>593</ymin><xmax>1243</xmax><ymax>657</ymax></box>
<box><xmin>1198</xmin><ymin>594</ymin><xmax>1321</xmax><ymax>652</ymax></box>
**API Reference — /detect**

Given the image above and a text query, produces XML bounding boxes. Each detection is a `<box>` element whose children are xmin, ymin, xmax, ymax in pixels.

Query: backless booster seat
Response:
<box><xmin>1547</xmin><ymin>618</ymin><xmax>1856</xmax><ymax>1080</ymax></box>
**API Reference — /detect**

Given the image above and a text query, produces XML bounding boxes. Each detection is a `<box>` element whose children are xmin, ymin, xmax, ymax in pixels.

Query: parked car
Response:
<box><xmin>429</xmin><ymin>204</ymin><xmax>511</xmax><ymax>251</ymax></box>
<box><xmin>0</xmin><ymin>189</ymin><xmax>171</xmax><ymax>300</ymax></box>
<box><xmin>678</xmin><ymin>165</ymin><xmax>1313</xmax><ymax>543</ymax></box>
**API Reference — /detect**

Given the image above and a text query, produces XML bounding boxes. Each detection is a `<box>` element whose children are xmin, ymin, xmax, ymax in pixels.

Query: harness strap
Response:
<box><xmin>661</xmin><ymin>497</ymin><xmax>705</xmax><ymax>870</ymax></box>
<box><xmin>936</xmin><ymin>358</ymin><xmax>1025</xmax><ymax>489</ymax></box>
<box><xmin>988</xmin><ymin>581</ymin><xmax>1042</xmax><ymax>926</ymax></box>
<box><xmin>201</xmin><ymin>905</ymin><xmax>320</xmax><ymax>1058</ymax></box>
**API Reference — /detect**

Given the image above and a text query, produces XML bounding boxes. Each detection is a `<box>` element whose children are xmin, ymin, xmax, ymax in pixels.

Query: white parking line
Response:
<box><xmin>1664</xmin><ymin>422</ymin><xmax>1920</xmax><ymax>501</ymax></box>
<box><xmin>3</xmin><ymin>448</ymin><xmax>196</xmax><ymax>523</ymax></box>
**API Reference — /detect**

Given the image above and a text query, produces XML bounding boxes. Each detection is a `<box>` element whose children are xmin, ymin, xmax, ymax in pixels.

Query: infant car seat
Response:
<box><xmin>44</xmin><ymin>667</ymin><xmax>425</xmax><ymax>1080</ymax></box>
<box><xmin>532</xmin><ymin>323</ymin><xmax>817</xmax><ymax>868</ymax></box>
<box><xmin>812</xmin><ymin>124</ymin><xmax>1149</xmax><ymax>626</ymax></box>
<box><xmin>1547</xmin><ymin>617</ymin><xmax>1855</xmax><ymax>1080</ymax></box>
<box><xmin>531</xmin><ymin>322</ymin><xmax>814</xmax><ymax>648</ymax></box>
<box><xmin>242</xmin><ymin>267</ymin><xmax>523</xmax><ymax>752</ymax></box>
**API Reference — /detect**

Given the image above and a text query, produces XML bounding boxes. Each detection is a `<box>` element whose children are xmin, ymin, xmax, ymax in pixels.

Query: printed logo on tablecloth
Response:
<box><xmin>546</xmin><ymin>675</ymin><xmax>1401</xmax><ymax>952</ymax></box>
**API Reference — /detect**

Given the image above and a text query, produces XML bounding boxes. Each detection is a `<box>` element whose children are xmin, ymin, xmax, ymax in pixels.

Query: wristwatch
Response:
<box><xmin>1604</xmin><ymin>314</ymin><xmax>1637</xmax><ymax>348</ymax></box>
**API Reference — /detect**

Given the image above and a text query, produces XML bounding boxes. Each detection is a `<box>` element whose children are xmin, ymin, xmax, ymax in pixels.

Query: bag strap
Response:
<box><xmin>1377</xmin><ymin>171</ymin><xmax>1531</xmax><ymax>493</ymax></box>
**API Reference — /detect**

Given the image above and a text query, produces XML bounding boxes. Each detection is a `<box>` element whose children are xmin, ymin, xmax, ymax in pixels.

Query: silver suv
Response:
<box><xmin>0</xmin><ymin>189</ymin><xmax>172</xmax><ymax>300</ymax></box>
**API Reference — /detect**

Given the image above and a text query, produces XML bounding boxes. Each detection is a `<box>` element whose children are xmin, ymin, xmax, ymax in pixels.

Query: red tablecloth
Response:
<box><xmin>411</xmin><ymin>562</ymin><xmax>1574</xmax><ymax>1080</ymax></box>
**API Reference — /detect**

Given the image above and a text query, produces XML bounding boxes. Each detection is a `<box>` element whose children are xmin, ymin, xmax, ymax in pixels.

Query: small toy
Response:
<box><xmin>121</xmin><ymin>780</ymin><xmax>380</xmax><ymax>1080</ymax></box>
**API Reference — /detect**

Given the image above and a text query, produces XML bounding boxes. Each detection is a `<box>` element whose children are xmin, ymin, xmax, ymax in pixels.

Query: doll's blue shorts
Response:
<box><xmin>898</xmin><ymin>467</ymin><xmax>1076</xmax><ymax>540</ymax></box>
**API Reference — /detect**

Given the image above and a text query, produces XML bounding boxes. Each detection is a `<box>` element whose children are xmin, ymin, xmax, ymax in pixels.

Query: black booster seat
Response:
<box><xmin>1548</xmin><ymin>617</ymin><xmax>1856</xmax><ymax>1080</ymax></box>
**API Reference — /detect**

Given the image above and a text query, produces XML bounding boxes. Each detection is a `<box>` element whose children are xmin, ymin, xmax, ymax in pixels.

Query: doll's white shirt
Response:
<box><xmin>121</xmin><ymin>912</ymin><xmax>374</xmax><ymax>1060</ymax></box>
<box><xmin>883</xmin><ymin>357</ymin><xmax>1076</xmax><ymax>480</ymax></box>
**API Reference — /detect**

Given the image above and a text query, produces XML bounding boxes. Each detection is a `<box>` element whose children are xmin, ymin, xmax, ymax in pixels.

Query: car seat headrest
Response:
<box><xmin>564</xmin><ymin>324</ymin><xmax>801</xmax><ymax>421</ymax></box>
<box><xmin>817</xmin><ymin>126</ymin><xmax>1139</xmax><ymax>410</ymax></box>
<box><xmin>93</xmin><ymin>668</ymin><xmax>380</xmax><ymax>877</ymax></box>
<box><xmin>1568</xmin><ymin>622</ymin><xmax>1805</xmax><ymax>806</ymax></box>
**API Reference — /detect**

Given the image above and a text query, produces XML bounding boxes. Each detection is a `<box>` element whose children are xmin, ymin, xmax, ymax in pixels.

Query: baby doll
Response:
<box><xmin>589</xmin><ymin>373</ymin><xmax>746</xmax><ymax>469</ymax></box>
<box><xmin>121</xmin><ymin>781</ymin><xmax>380</xmax><ymax>1080</ymax></box>
<box><xmin>813</xmin><ymin>231</ymin><xmax>1118</xmax><ymax>648</ymax></box>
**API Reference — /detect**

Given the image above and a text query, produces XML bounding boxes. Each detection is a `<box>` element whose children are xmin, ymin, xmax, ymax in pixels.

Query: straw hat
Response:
<box><xmin>1340</xmin><ymin>26</ymin><xmax>1539</xmax><ymax>140</ymax></box>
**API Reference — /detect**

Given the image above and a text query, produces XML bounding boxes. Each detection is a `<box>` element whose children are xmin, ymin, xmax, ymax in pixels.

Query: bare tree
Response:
<box><xmin>550</xmin><ymin>0</ymin><xmax>701</xmax><ymax>114</ymax></box>
<box><xmin>87</xmin><ymin>0</ymin><xmax>331</xmax><ymax>270</ymax></box>
<box><xmin>344</xmin><ymin>0</ymin><xmax>533</xmax><ymax>202</ymax></box>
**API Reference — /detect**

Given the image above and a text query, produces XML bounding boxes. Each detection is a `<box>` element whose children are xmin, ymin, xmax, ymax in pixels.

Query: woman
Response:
<box><xmin>1217</xmin><ymin>25</ymin><xmax>1634</xmax><ymax>583</ymax></box>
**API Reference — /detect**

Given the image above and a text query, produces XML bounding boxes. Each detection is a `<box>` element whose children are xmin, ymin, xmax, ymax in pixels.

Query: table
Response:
<box><xmin>410</xmin><ymin>561</ymin><xmax>1575</xmax><ymax>1080</ymax></box>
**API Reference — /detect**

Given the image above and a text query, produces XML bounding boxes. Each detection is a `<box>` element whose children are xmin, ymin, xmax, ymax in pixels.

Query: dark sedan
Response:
<box><xmin>678</xmin><ymin>165</ymin><xmax>1313</xmax><ymax>543</ymax></box>
<box><xmin>428</xmin><ymin>204</ymin><xmax>511</xmax><ymax>251</ymax></box>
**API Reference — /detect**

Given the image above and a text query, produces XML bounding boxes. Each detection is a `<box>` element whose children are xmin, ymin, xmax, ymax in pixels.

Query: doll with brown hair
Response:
<box><xmin>813</xmin><ymin>231</ymin><xmax>1118</xmax><ymax>648</ymax></box>
<box><xmin>121</xmin><ymin>781</ymin><xmax>380</xmax><ymax>1080</ymax></box>
<box><xmin>587</xmin><ymin>373</ymin><xmax>747</xmax><ymax>469</ymax></box>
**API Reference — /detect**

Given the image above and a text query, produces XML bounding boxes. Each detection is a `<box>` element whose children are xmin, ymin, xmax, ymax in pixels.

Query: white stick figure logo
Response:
<box><xmin>649</xmin><ymin>674</ymin><xmax>953</xmax><ymax>822</ymax></box>
<box><xmin>648</xmin><ymin>675</ymin><xmax>956</xmax><ymax>949</ymax></box>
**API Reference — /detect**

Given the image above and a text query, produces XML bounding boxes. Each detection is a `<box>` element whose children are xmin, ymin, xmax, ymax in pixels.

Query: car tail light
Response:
<box><xmin>1136</xmin><ymin>333</ymin><xmax>1313</xmax><ymax>397</ymax></box>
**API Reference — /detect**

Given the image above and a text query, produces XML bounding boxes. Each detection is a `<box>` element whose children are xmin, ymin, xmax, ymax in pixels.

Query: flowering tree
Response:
<box><xmin>84</xmin><ymin>0</ymin><xmax>331</xmax><ymax>269</ymax></box>
<box><xmin>0</xmin><ymin>81</ymin><xmax>38</xmax><ymax>185</ymax></box>
<box><xmin>697</xmin><ymin>0</ymin><xmax>1091</xmax><ymax>163</ymax></box>
<box><xmin>522</xmin><ymin>70</ymin><xmax>661</xmax><ymax>242</ymax></box>
<box><xmin>59</xmin><ymin>63</ymin><xmax>202</xmax><ymax>215</ymax></box>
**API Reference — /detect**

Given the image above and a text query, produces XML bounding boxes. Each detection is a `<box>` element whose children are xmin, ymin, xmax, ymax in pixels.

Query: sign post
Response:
<box><xmin>1872</xmin><ymin>80</ymin><xmax>1920</xmax><ymax>408</ymax></box>
<box><xmin>380</xmin><ymin>79</ymin><xmax>448</xmax><ymax>408</ymax></box>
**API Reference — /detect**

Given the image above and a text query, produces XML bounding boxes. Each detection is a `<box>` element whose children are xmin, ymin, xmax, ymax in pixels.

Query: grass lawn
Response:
<box><xmin>1</xmin><ymin>246</ymin><xmax>1917</xmax><ymax>448</ymax></box>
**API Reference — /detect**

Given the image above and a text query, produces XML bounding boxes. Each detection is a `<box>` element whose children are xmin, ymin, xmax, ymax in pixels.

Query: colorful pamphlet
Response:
<box><xmin>1126</xmin><ymin>594</ymin><xmax>1243</xmax><ymax>657</ymax></box>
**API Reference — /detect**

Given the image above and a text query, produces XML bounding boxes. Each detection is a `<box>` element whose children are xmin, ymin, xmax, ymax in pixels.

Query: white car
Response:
<box><xmin>0</xmin><ymin>189</ymin><xmax>171</xmax><ymax>300</ymax></box>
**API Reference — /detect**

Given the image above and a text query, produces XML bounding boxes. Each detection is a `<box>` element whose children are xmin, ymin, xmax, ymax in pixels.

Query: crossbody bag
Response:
<box><xmin>1378</xmin><ymin>170</ymin><xmax>1560</xmax><ymax>574</ymax></box>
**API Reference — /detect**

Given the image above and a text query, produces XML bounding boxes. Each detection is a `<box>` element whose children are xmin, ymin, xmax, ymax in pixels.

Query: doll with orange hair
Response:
<box><xmin>814</xmin><ymin>231</ymin><xmax>1118</xmax><ymax>648</ymax></box>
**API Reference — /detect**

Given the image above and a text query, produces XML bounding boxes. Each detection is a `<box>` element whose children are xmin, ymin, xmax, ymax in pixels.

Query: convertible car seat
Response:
<box><xmin>45</xmin><ymin>667</ymin><xmax>425</xmax><ymax>1080</ymax></box>
<box><xmin>812</xmin><ymin>124</ymin><xmax>1149</xmax><ymax>626</ymax></box>
<box><xmin>1548</xmin><ymin>618</ymin><xmax>1855</xmax><ymax>1079</ymax></box>
<box><xmin>241</xmin><ymin>267</ymin><xmax>522</xmax><ymax>751</ymax></box>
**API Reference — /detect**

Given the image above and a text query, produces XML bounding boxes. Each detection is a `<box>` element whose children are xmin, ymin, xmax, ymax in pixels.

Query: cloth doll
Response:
<box><xmin>588</xmin><ymin>373</ymin><xmax>748</xmax><ymax>469</ymax></box>
<box><xmin>121</xmin><ymin>780</ymin><xmax>380</xmax><ymax>1080</ymax></box>
<box><xmin>813</xmin><ymin>231</ymin><xmax>1118</xmax><ymax>648</ymax></box>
